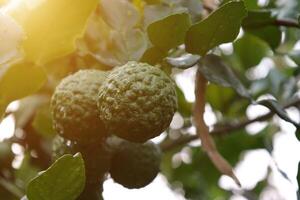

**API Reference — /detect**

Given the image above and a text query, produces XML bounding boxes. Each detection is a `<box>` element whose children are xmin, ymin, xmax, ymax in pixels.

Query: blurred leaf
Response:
<box><xmin>288</xmin><ymin>50</ymin><xmax>300</xmax><ymax>65</ymax></box>
<box><xmin>0</xmin><ymin>13</ymin><xmax>23</xmax><ymax>65</ymax></box>
<box><xmin>267</xmin><ymin>68</ymin><xmax>289</xmax><ymax>100</ymax></box>
<box><xmin>233</xmin><ymin>33</ymin><xmax>271</xmax><ymax>69</ymax></box>
<box><xmin>199</xmin><ymin>54</ymin><xmax>252</xmax><ymax>99</ymax></box>
<box><xmin>185</xmin><ymin>1</ymin><xmax>247</xmax><ymax>56</ymax></box>
<box><xmin>242</xmin><ymin>10</ymin><xmax>281</xmax><ymax>49</ymax></box>
<box><xmin>166</xmin><ymin>54</ymin><xmax>200</xmax><ymax>69</ymax></box>
<box><xmin>27</xmin><ymin>154</ymin><xmax>85</xmax><ymax>200</ymax></box>
<box><xmin>206</xmin><ymin>84</ymin><xmax>236</xmax><ymax>113</ymax></box>
<box><xmin>141</xmin><ymin>46</ymin><xmax>167</xmax><ymax>65</ymax></box>
<box><xmin>163</xmin><ymin>127</ymin><xmax>269</xmax><ymax>200</ymax></box>
<box><xmin>0</xmin><ymin>141</ymin><xmax>13</xmax><ymax>169</ymax></box>
<box><xmin>32</xmin><ymin>104</ymin><xmax>55</xmax><ymax>138</ymax></box>
<box><xmin>258</xmin><ymin>99</ymin><xmax>300</xmax><ymax>128</ymax></box>
<box><xmin>0</xmin><ymin>62</ymin><xmax>47</xmax><ymax>119</ymax></box>
<box><xmin>147</xmin><ymin>12</ymin><xmax>191</xmax><ymax>51</ymax></box>
<box><xmin>15</xmin><ymin>154</ymin><xmax>40</xmax><ymax>189</ymax></box>
<box><xmin>100</xmin><ymin>0</ymin><xmax>140</xmax><ymax>31</ymax></box>
<box><xmin>13</xmin><ymin>95</ymin><xmax>50</xmax><ymax>128</ymax></box>
<box><xmin>7</xmin><ymin>0</ymin><xmax>98</xmax><ymax>65</ymax></box>
<box><xmin>176</xmin><ymin>86</ymin><xmax>192</xmax><ymax>117</ymax></box>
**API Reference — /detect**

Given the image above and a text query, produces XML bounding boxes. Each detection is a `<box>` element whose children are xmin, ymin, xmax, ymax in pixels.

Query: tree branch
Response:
<box><xmin>246</xmin><ymin>19</ymin><xmax>300</xmax><ymax>29</ymax></box>
<box><xmin>160</xmin><ymin>98</ymin><xmax>300</xmax><ymax>152</ymax></box>
<box><xmin>192</xmin><ymin>70</ymin><xmax>241</xmax><ymax>186</ymax></box>
<box><xmin>273</xmin><ymin>19</ymin><xmax>300</xmax><ymax>29</ymax></box>
<box><xmin>0</xmin><ymin>177</ymin><xmax>24</xmax><ymax>199</ymax></box>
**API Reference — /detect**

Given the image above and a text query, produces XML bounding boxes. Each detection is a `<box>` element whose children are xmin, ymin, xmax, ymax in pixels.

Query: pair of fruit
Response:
<box><xmin>50</xmin><ymin>61</ymin><xmax>177</xmax><ymax>189</ymax></box>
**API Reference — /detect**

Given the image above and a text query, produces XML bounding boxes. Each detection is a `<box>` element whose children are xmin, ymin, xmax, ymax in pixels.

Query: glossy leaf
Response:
<box><xmin>147</xmin><ymin>12</ymin><xmax>191</xmax><ymax>51</ymax></box>
<box><xmin>199</xmin><ymin>54</ymin><xmax>252</xmax><ymax>99</ymax></box>
<box><xmin>242</xmin><ymin>10</ymin><xmax>281</xmax><ymax>49</ymax></box>
<box><xmin>234</xmin><ymin>33</ymin><xmax>271</xmax><ymax>69</ymax></box>
<box><xmin>27</xmin><ymin>154</ymin><xmax>85</xmax><ymax>200</ymax></box>
<box><xmin>141</xmin><ymin>46</ymin><xmax>167</xmax><ymax>65</ymax></box>
<box><xmin>185</xmin><ymin>1</ymin><xmax>247</xmax><ymax>56</ymax></box>
<box><xmin>166</xmin><ymin>54</ymin><xmax>200</xmax><ymax>69</ymax></box>
<box><xmin>288</xmin><ymin>50</ymin><xmax>300</xmax><ymax>65</ymax></box>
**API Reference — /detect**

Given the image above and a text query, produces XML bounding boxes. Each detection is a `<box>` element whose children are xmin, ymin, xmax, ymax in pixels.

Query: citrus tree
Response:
<box><xmin>1</xmin><ymin>0</ymin><xmax>300</xmax><ymax>199</ymax></box>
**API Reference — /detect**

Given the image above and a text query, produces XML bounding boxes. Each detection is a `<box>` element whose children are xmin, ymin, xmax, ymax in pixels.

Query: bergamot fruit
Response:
<box><xmin>51</xmin><ymin>70</ymin><xmax>108</xmax><ymax>144</ymax></box>
<box><xmin>98</xmin><ymin>61</ymin><xmax>177</xmax><ymax>143</ymax></box>
<box><xmin>108</xmin><ymin>138</ymin><xmax>161</xmax><ymax>189</ymax></box>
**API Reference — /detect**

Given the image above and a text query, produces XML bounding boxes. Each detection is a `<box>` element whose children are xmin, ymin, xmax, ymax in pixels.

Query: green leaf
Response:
<box><xmin>242</xmin><ymin>10</ymin><xmax>281</xmax><ymax>49</ymax></box>
<box><xmin>0</xmin><ymin>62</ymin><xmax>47</xmax><ymax>119</ymax></box>
<box><xmin>166</xmin><ymin>54</ymin><xmax>200</xmax><ymax>69</ymax></box>
<box><xmin>27</xmin><ymin>154</ymin><xmax>85</xmax><ymax>200</ymax></box>
<box><xmin>258</xmin><ymin>99</ymin><xmax>300</xmax><ymax>128</ymax></box>
<box><xmin>15</xmin><ymin>154</ymin><xmax>40</xmax><ymax>188</ymax></box>
<box><xmin>140</xmin><ymin>46</ymin><xmax>168</xmax><ymax>65</ymax></box>
<box><xmin>147</xmin><ymin>12</ymin><xmax>191</xmax><ymax>51</ymax></box>
<box><xmin>288</xmin><ymin>50</ymin><xmax>300</xmax><ymax>65</ymax></box>
<box><xmin>32</xmin><ymin>104</ymin><xmax>55</xmax><ymax>138</ymax></box>
<box><xmin>176</xmin><ymin>86</ymin><xmax>193</xmax><ymax>117</ymax></box>
<box><xmin>185</xmin><ymin>1</ymin><xmax>247</xmax><ymax>56</ymax></box>
<box><xmin>100</xmin><ymin>0</ymin><xmax>140</xmax><ymax>31</ymax></box>
<box><xmin>206</xmin><ymin>84</ymin><xmax>236</xmax><ymax>113</ymax></box>
<box><xmin>233</xmin><ymin>33</ymin><xmax>271</xmax><ymax>69</ymax></box>
<box><xmin>199</xmin><ymin>54</ymin><xmax>252</xmax><ymax>99</ymax></box>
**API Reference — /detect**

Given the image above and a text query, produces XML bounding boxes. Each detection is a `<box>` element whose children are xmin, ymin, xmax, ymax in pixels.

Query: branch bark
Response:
<box><xmin>160</xmin><ymin>97</ymin><xmax>300</xmax><ymax>152</ymax></box>
<box><xmin>273</xmin><ymin>19</ymin><xmax>300</xmax><ymax>29</ymax></box>
<box><xmin>192</xmin><ymin>70</ymin><xmax>241</xmax><ymax>186</ymax></box>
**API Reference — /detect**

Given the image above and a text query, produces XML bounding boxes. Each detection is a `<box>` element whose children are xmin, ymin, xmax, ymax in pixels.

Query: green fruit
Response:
<box><xmin>52</xmin><ymin>135</ymin><xmax>112</xmax><ymax>185</ymax></box>
<box><xmin>51</xmin><ymin>70</ymin><xmax>108</xmax><ymax>144</ymax></box>
<box><xmin>108</xmin><ymin>138</ymin><xmax>161</xmax><ymax>189</ymax></box>
<box><xmin>98</xmin><ymin>61</ymin><xmax>177</xmax><ymax>143</ymax></box>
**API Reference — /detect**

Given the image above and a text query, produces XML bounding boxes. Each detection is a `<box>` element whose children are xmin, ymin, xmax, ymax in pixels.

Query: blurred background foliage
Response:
<box><xmin>1</xmin><ymin>0</ymin><xmax>300</xmax><ymax>199</ymax></box>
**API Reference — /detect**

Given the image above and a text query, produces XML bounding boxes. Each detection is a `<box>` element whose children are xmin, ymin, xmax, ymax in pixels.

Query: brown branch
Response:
<box><xmin>273</xmin><ymin>19</ymin><xmax>300</xmax><ymax>29</ymax></box>
<box><xmin>160</xmin><ymin>98</ymin><xmax>300</xmax><ymax>152</ymax></box>
<box><xmin>193</xmin><ymin>70</ymin><xmax>241</xmax><ymax>186</ymax></box>
<box><xmin>245</xmin><ymin>19</ymin><xmax>300</xmax><ymax>30</ymax></box>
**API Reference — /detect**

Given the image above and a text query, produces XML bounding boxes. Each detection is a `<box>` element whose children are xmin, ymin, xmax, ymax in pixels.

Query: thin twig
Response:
<box><xmin>160</xmin><ymin>98</ymin><xmax>300</xmax><ymax>152</ymax></box>
<box><xmin>0</xmin><ymin>177</ymin><xmax>24</xmax><ymax>199</ymax></box>
<box><xmin>193</xmin><ymin>70</ymin><xmax>241</xmax><ymax>186</ymax></box>
<box><xmin>273</xmin><ymin>19</ymin><xmax>300</xmax><ymax>29</ymax></box>
<box><xmin>245</xmin><ymin>19</ymin><xmax>300</xmax><ymax>29</ymax></box>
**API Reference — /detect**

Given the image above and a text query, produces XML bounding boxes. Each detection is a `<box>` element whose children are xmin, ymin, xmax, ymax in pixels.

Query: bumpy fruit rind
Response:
<box><xmin>51</xmin><ymin>70</ymin><xmax>108</xmax><ymax>144</ymax></box>
<box><xmin>108</xmin><ymin>138</ymin><xmax>161</xmax><ymax>189</ymax></box>
<box><xmin>98</xmin><ymin>61</ymin><xmax>177</xmax><ymax>143</ymax></box>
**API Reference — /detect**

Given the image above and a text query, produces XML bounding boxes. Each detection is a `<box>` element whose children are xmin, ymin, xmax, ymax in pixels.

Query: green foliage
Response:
<box><xmin>27</xmin><ymin>154</ymin><xmax>85</xmax><ymax>200</ymax></box>
<box><xmin>199</xmin><ymin>54</ymin><xmax>251</xmax><ymax>99</ymax></box>
<box><xmin>1</xmin><ymin>0</ymin><xmax>300</xmax><ymax>199</ymax></box>
<box><xmin>147</xmin><ymin>13</ymin><xmax>191</xmax><ymax>51</ymax></box>
<box><xmin>185</xmin><ymin>1</ymin><xmax>247</xmax><ymax>56</ymax></box>
<box><xmin>233</xmin><ymin>33</ymin><xmax>271</xmax><ymax>69</ymax></box>
<box><xmin>242</xmin><ymin>10</ymin><xmax>282</xmax><ymax>49</ymax></box>
<box><xmin>0</xmin><ymin>63</ymin><xmax>46</xmax><ymax>118</ymax></box>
